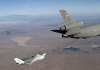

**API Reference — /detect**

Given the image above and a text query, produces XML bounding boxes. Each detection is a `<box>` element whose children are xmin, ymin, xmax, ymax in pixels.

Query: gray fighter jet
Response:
<box><xmin>14</xmin><ymin>52</ymin><xmax>46</xmax><ymax>65</ymax></box>
<box><xmin>51</xmin><ymin>10</ymin><xmax>100</xmax><ymax>39</ymax></box>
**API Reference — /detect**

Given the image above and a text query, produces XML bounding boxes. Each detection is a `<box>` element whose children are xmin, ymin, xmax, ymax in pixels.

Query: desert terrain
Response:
<box><xmin>0</xmin><ymin>15</ymin><xmax>100</xmax><ymax>70</ymax></box>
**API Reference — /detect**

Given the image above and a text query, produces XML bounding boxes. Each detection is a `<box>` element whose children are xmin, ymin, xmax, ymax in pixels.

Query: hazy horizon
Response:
<box><xmin>0</xmin><ymin>0</ymin><xmax>100</xmax><ymax>16</ymax></box>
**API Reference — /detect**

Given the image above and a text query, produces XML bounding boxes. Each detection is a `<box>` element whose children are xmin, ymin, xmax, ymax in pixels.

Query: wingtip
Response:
<box><xmin>59</xmin><ymin>9</ymin><xmax>66</xmax><ymax>12</ymax></box>
<box><xmin>59</xmin><ymin>10</ymin><xmax>66</xmax><ymax>13</ymax></box>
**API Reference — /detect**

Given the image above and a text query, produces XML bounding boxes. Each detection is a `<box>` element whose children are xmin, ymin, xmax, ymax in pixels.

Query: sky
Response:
<box><xmin>0</xmin><ymin>0</ymin><xmax>100</xmax><ymax>16</ymax></box>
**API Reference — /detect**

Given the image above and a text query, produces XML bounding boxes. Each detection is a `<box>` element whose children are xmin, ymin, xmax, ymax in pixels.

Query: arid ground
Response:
<box><xmin>0</xmin><ymin>15</ymin><xmax>100</xmax><ymax>70</ymax></box>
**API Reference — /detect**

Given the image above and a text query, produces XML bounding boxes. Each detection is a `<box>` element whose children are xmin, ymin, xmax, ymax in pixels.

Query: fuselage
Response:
<box><xmin>65</xmin><ymin>23</ymin><xmax>100</xmax><ymax>38</ymax></box>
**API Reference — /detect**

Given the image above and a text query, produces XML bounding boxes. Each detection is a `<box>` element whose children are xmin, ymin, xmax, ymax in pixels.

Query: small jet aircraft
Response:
<box><xmin>51</xmin><ymin>10</ymin><xmax>100</xmax><ymax>39</ymax></box>
<box><xmin>14</xmin><ymin>52</ymin><xmax>46</xmax><ymax>65</ymax></box>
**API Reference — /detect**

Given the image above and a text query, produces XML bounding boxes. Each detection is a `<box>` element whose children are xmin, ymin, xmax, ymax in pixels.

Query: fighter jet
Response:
<box><xmin>14</xmin><ymin>52</ymin><xmax>46</xmax><ymax>65</ymax></box>
<box><xmin>51</xmin><ymin>10</ymin><xmax>100</xmax><ymax>39</ymax></box>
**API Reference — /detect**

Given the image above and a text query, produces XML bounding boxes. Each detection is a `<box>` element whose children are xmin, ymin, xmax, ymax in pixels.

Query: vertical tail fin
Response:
<box><xmin>59</xmin><ymin>10</ymin><xmax>75</xmax><ymax>24</ymax></box>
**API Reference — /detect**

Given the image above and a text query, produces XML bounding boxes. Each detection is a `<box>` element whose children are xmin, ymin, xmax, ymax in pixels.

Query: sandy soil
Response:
<box><xmin>11</xmin><ymin>37</ymin><xmax>32</xmax><ymax>47</ymax></box>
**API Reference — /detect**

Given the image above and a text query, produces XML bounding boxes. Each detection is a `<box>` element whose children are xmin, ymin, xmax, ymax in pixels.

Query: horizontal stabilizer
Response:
<box><xmin>51</xmin><ymin>30</ymin><xmax>67</xmax><ymax>34</ymax></box>
<box><xmin>14</xmin><ymin>58</ymin><xmax>25</xmax><ymax>65</ymax></box>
